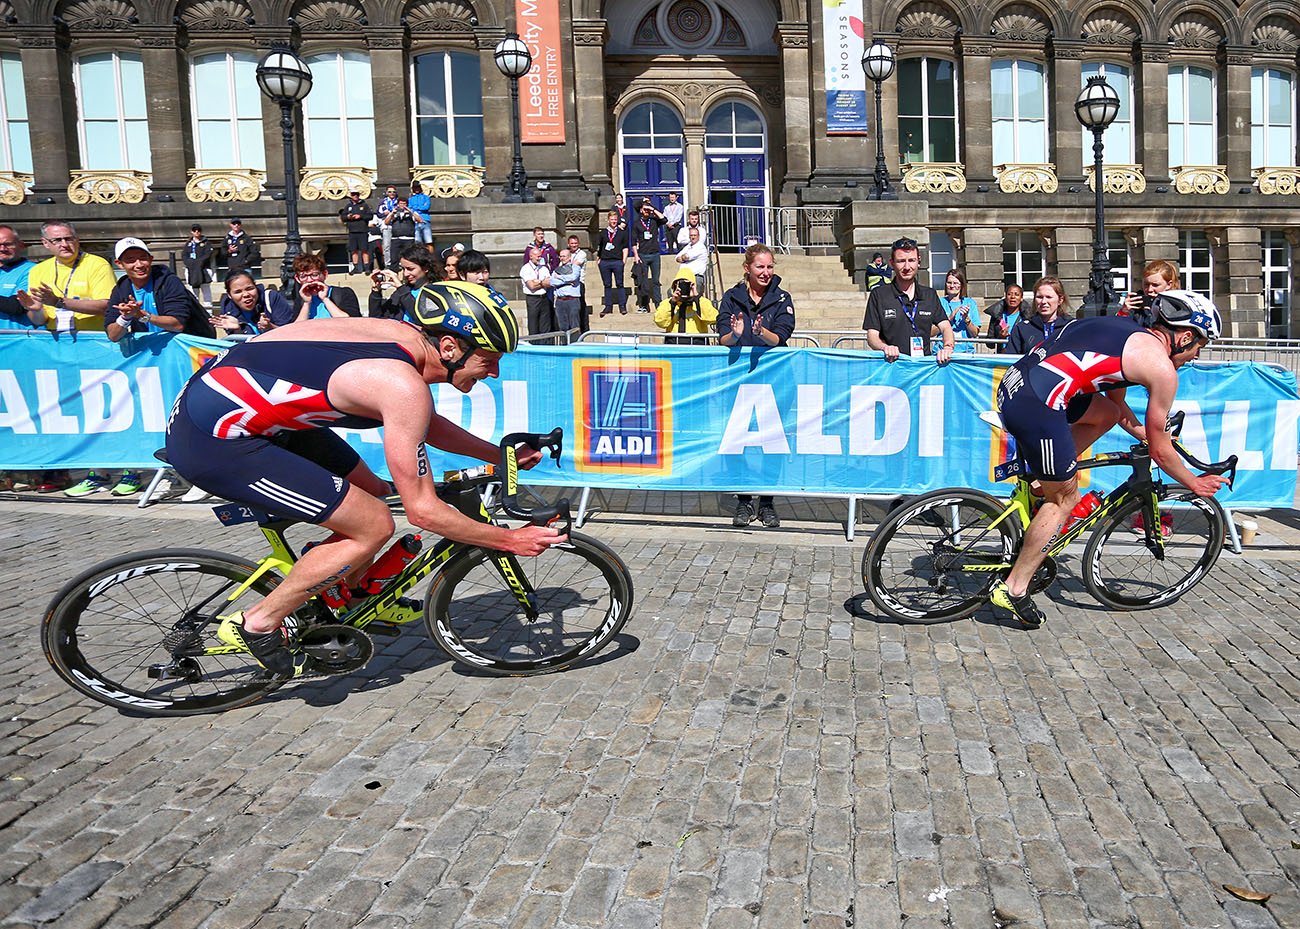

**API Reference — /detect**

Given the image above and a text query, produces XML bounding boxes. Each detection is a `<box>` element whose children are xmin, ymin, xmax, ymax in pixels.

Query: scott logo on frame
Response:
<box><xmin>572</xmin><ymin>360</ymin><xmax>672</xmax><ymax>476</ymax></box>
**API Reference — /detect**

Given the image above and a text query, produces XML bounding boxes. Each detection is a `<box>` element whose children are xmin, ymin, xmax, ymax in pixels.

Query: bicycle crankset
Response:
<box><xmin>1028</xmin><ymin>556</ymin><xmax>1057</xmax><ymax>595</ymax></box>
<box><xmin>297</xmin><ymin>624</ymin><xmax>374</xmax><ymax>676</ymax></box>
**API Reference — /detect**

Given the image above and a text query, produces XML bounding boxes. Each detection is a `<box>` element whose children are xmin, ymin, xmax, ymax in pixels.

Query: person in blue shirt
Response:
<box><xmin>290</xmin><ymin>252</ymin><xmax>360</xmax><ymax>320</ymax></box>
<box><xmin>938</xmin><ymin>267</ymin><xmax>981</xmax><ymax>352</ymax></box>
<box><xmin>213</xmin><ymin>270</ymin><xmax>295</xmax><ymax>335</ymax></box>
<box><xmin>375</xmin><ymin>185</ymin><xmax>399</xmax><ymax>270</ymax></box>
<box><xmin>0</xmin><ymin>225</ymin><xmax>39</xmax><ymax>328</ymax></box>
<box><xmin>106</xmin><ymin>237</ymin><xmax>215</xmax><ymax>341</ymax></box>
<box><xmin>408</xmin><ymin>180</ymin><xmax>432</xmax><ymax>245</ymax></box>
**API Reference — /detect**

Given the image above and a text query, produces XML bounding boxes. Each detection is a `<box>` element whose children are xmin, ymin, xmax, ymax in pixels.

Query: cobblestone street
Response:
<box><xmin>1</xmin><ymin>497</ymin><xmax>1298</xmax><ymax>929</ymax></box>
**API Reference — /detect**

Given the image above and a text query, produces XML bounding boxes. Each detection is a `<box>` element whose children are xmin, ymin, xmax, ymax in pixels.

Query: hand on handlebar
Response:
<box><xmin>507</xmin><ymin>524</ymin><xmax>567</xmax><ymax>556</ymax></box>
<box><xmin>1188</xmin><ymin>473</ymin><xmax>1228</xmax><ymax>498</ymax></box>
<box><xmin>515</xmin><ymin>445</ymin><xmax>545</xmax><ymax>470</ymax></box>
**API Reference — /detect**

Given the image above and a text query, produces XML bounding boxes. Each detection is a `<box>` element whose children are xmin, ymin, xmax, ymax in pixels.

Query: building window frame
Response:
<box><xmin>410</xmin><ymin>50</ymin><xmax>483</xmax><ymax>168</ymax></box>
<box><xmin>0</xmin><ymin>53</ymin><xmax>31</xmax><ymax>174</ymax></box>
<box><xmin>189</xmin><ymin>51</ymin><xmax>265</xmax><ymax>171</ymax></box>
<box><xmin>1261</xmin><ymin>230</ymin><xmax>1293</xmax><ymax>338</ymax></box>
<box><xmin>618</xmin><ymin>100</ymin><xmax>684</xmax><ymax>154</ymax></box>
<box><xmin>1002</xmin><ymin>230</ymin><xmax>1046</xmax><ymax>290</ymax></box>
<box><xmin>1167</xmin><ymin>64</ymin><xmax>1216</xmax><ymax>166</ymax></box>
<box><xmin>1251</xmin><ymin>67</ymin><xmax>1298</xmax><ymax>168</ymax></box>
<box><xmin>703</xmin><ymin>100</ymin><xmax>765</xmax><ymax>154</ymax></box>
<box><xmin>991</xmin><ymin>59</ymin><xmax>1048</xmax><ymax>164</ymax></box>
<box><xmin>302</xmin><ymin>50</ymin><xmax>375</xmax><ymax>169</ymax></box>
<box><xmin>1108</xmin><ymin>230</ymin><xmax>1132</xmax><ymax>295</ymax></box>
<box><xmin>897</xmin><ymin>56</ymin><xmax>959</xmax><ymax>164</ymax></box>
<box><xmin>72</xmin><ymin>51</ymin><xmax>152</xmax><ymax>172</ymax></box>
<box><xmin>1178</xmin><ymin>230</ymin><xmax>1213</xmax><ymax>299</ymax></box>
<box><xmin>1080</xmin><ymin>61</ymin><xmax>1134</xmax><ymax>163</ymax></box>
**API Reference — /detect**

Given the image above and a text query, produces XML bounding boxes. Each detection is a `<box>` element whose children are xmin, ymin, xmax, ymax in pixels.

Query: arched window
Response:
<box><xmin>412</xmin><ymin>52</ymin><xmax>483</xmax><ymax>167</ymax></box>
<box><xmin>0</xmin><ymin>54</ymin><xmax>31</xmax><ymax>173</ymax></box>
<box><xmin>303</xmin><ymin>52</ymin><xmax>375</xmax><ymax>168</ymax></box>
<box><xmin>1081</xmin><ymin>62</ymin><xmax>1133</xmax><ymax>163</ymax></box>
<box><xmin>620</xmin><ymin>102</ymin><xmax>683</xmax><ymax>152</ymax></box>
<box><xmin>705</xmin><ymin>101</ymin><xmax>764</xmax><ymax>152</ymax></box>
<box><xmin>1168</xmin><ymin>65</ymin><xmax>1216</xmax><ymax>167</ymax></box>
<box><xmin>898</xmin><ymin>57</ymin><xmax>958</xmax><ymax>163</ymax></box>
<box><xmin>191</xmin><ymin>52</ymin><xmax>264</xmax><ymax>170</ymax></box>
<box><xmin>991</xmin><ymin>60</ymin><xmax>1046</xmax><ymax>163</ymax></box>
<box><xmin>1251</xmin><ymin>68</ymin><xmax>1297</xmax><ymax>168</ymax></box>
<box><xmin>74</xmin><ymin>52</ymin><xmax>151</xmax><ymax>171</ymax></box>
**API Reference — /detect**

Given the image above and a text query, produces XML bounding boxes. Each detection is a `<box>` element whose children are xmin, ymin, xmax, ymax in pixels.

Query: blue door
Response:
<box><xmin>707</xmin><ymin>155</ymin><xmax>767</xmax><ymax>251</ymax></box>
<box><xmin>621</xmin><ymin>156</ymin><xmax>684</xmax><ymax>251</ymax></box>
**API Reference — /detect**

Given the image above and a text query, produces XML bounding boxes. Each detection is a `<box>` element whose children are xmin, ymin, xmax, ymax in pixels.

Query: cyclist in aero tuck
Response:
<box><xmin>991</xmin><ymin>290</ymin><xmax>1228</xmax><ymax>628</ymax></box>
<box><xmin>165</xmin><ymin>280</ymin><xmax>564</xmax><ymax>676</ymax></box>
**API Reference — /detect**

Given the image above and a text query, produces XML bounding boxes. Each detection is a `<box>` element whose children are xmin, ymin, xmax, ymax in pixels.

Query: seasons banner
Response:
<box><xmin>0</xmin><ymin>333</ymin><xmax>1295</xmax><ymax>508</ymax></box>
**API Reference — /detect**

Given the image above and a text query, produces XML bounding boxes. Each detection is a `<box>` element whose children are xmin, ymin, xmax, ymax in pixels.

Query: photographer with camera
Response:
<box><xmin>1120</xmin><ymin>259</ymin><xmax>1178</xmax><ymax>327</ymax></box>
<box><xmin>655</xmin><ymin>266</ymin><xmax>717</xmax><ymax>344</ymax></box>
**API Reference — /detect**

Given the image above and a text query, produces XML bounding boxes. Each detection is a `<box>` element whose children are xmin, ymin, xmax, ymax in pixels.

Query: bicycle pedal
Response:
<box><xmin>363</xmin><ymin>621</ymin><xmax>403</xmax><ymax>638</ymax></box>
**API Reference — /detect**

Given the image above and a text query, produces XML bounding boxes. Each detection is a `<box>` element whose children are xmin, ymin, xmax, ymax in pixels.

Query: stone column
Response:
<box><xmin>469</xmin><ymin>201</ymin><xmax>562</xmax><ymax>301</ymax></box>
<box><xmin>16</xmin><ymin>27</ymin><xmax>76</xmax><ymax>192</ymax></box>
<box><xmin>959</xmin><ymin>42</ymin><xmax>993</xmax><ymax>182</ymax></box>
<box><xmin>475</xmin><ymin>26</ymin><xmax>511</xmax><ymax>188</ymax></box>
<box><xmin>1221</xmin><ymin>47</ymin><xmax>1254</xmax><ymax>183</ymax></box>
<box><xmin>253</xmin><ymin>29</ymin><xmax>295</xmax><ymax>191</ymax></box>
<box><xmin>1137</xmin><ymin>45</ymin><xmax>1170</xmax><ymax>182</ymax></box>
<box><xmin>365</xmin><ymin>28</ymin><xmax>410</xmax><ymax>185</ymax></box>
<box><xmin>136</xmin><ymin>27</ymin><xmax>189</xmax><ymax>191</ymax></box>
<box><xmin>1050</xmin><ymin>41</ymin><xmax>1084</xmax><ymax>180</ymax></box>
<box><xmin>572</xmin><ymin>20</ymin><xmax>611</xmax><ymax>190</ymax></box>
<box><xmin>879</xmin><ymin>66</ymin><xmax>899</xmax><ymax>186</ymax></box>
<box><xmin>684</xmin><ymin>127</ymin><xmax>706</xmax><ymax>214</ymax></box>
<box><xmin>1138</xmin><ymin>225</ymin><xmax>1178</xmax><ymax>268</ymax></box>
<box><xmin>1223</xmin><ymin>226</ymin><xmax>1265</xmax><ymax>338</ymax></box>
<box><xmin>776</xmin><ymin>22</ymin><xmax>811</xmax><ymax>197</ymax></box>
<box><xmin>962</xmin><ymin>226</ymin><xmax>1005</xmax><ymax>304</ymax></box>
<box><xmin>1054</xmin><ymin>225</ymin><xmax>1093</xmax><ymax>306</ymax></box>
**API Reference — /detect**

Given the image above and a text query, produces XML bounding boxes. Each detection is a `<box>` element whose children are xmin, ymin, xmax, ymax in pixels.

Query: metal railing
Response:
<box><xmin>1202</xmin><ymin>338</ymin><xmax>1300</xmax><ymax>380</ymax></box>
<box><xmin>705</xmin><ymin>203</ymin><xmax>846</xmax><ymax>254</ymax></box>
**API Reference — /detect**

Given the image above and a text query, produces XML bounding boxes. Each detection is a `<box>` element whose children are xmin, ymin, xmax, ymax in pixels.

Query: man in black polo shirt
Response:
<box><xmin>339</xmin><ymin>190</ymin><xmax>374</xmax><ymax>274</ymax></box>
<box><xmin>863</xmin><ymin>237</ymin><xmax>955</xmax><ymax>365</ymax></box>
<box><xmin>631</xmin><ymin>198</ymin><xmax>668</xmax><ymax>313</ymax></box>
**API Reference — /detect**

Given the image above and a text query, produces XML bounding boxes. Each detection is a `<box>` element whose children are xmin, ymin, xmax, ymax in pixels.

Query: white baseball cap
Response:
<box><xmin>113</xmin><ymin>237</ymin><xmax>152</xmax><ymax>261</ymax></box>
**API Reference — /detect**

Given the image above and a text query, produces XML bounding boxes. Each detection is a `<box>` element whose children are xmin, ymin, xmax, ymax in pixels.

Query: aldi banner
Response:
<box><xmin>822</xmin><ymin>0</ymin><xmax>868</xmax><ymax>134</ymax></box>
<box><xmin>517</xmin><ymin>0</ymin><xmax>565</xmax><ymax>143</ymax></box>
<box><xmin>0</xmin><ymin>333</ymin><xmax>1296</xmax><ymax>509</ymax></box>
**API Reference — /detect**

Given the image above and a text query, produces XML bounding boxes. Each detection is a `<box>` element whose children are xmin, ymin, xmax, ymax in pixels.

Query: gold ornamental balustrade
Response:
<box><xmin>993</xmin><ymin>164</ymin><xmax>1059</xmax><ymax>194</ymax></box>
<box><xmin>1169</xmin><ymin>166</ymin><xmax>1230</xmax><ymax>195</ymax></box>
<box><xmin>67</xmin><ymin>170</ymin><xmax>151</xmax><ymax>205</ymax></box>
<box><xmin>1082</xmin><ymin>164</ymin><xmax>1146</xmax><ymax>195</ymax></box>
<box><xmin>299</xmin><ymin>167</ymin><xmax>377</xmax><ymax>201</ymax></box>
<box><xmin>0</xmin><ymin>171</ymin><xmax>33</xmax><ymax>206</ymax></box>
<box><xmin>410</xmin><ymin>165</ymin><xmax>485</xmax><ymax>199</ymax></box>
<box><xmin>1252</xmin><ymin>167</ymin><xmax>1300</xmax><ymax>195</ymax></box>
<box><xmin>901</xmin><ymin>163</ymin><xmax>967</xmax><ymax>194</ymax></box>
<box><xmin>185</xmin><ymin>169</ymin><xmax>265</xmax><ymax>203</ymax></box>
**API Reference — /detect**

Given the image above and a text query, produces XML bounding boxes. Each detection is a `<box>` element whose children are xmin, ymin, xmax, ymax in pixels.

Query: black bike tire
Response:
<box><xmin>862</xmin><ymin>488</ymin><xmax>1021</xmax><ymax>623</ymax></box>
<box><xmin>41</xmin><ymin>549</ymin><xmax>287</xmax><ymax>716</ymax></box>
<box><xmin>424</xmin><ymin>532</ymin><xmax>634</xmax><ymax>675</ymax></box>
<box><xmin>1081</xmin><ymin>488</ymin><xmax>1225</xmax><ymax>610</ymax></box>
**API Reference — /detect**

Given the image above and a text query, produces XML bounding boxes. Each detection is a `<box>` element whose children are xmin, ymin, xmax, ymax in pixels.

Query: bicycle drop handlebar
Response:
<box><xmin>498</xmin><ymin>428</ymin><xmax>571</xmax><ymax>534</ymax></box>
<box><xmin>1164</xmin><ymin>411</ymin><xmax>1238</xmax><ymax>490</ymax></box>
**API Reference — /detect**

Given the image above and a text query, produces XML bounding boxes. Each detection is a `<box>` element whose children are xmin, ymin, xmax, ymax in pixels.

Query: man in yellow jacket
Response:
<box><xmin>654</xmin><ymin>266</ymin><xmax>717</xmax><ymax>343</ymax></box>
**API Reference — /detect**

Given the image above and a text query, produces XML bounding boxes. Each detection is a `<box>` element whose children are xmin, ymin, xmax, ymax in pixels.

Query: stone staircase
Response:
<box><xmin>571</xmin><ymin>251</ymin><xmax>867</xmax><ymax>338</ymax></box>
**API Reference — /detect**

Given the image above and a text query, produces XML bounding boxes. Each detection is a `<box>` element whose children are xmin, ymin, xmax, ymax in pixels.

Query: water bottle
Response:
<box><xmin>354</xmin><ymin>534</ymin><xmax>423</xmax><ymax>595</ymax></box>
<box><xmin>301</xmin><ymin>539</ymin><xmax>353</xmax><ymax>608</ymax></box>
<box><xmin>1065</xmin><ymin>492</ymin><xmax>1101</xmax><ymax>530</ymax></box>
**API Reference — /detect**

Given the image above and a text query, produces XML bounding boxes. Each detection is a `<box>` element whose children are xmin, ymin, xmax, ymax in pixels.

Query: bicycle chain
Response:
<box><xmin>290</xmin><ymin>624</ymin><xmax>375</xmax><ymax>680</ymax></box>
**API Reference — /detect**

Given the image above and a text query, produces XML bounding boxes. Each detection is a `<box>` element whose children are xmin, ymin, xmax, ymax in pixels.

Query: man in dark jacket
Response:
<box><xmin>224</xmin><ymin>218</ymin><xmax>254</xmax><ymax>277</ymax></box>
<box><xmin>181</xmin><ymin>224</ymin><xmax>215</xmax><ymax>306</ymax></box>
<box><xmin>339</xmin><ymin>191</ymin><xmax>374</xmax><ymax>274</ymax></box>
<box><xmin>106</xmin><ymin>237</ymin><xmax>215</xmax><ymax>341</ymax></box>
<box><xmin>383</xmin><ymin>198</ymin><xmax>417</xmax><ymax>269</ymax></box>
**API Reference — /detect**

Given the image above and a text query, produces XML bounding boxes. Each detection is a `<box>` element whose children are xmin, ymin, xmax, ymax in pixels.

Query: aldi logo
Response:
<box><xmin>572</xmin><ymin>360</ymin><xmax>673</xmax><ymax>476</ymax></box>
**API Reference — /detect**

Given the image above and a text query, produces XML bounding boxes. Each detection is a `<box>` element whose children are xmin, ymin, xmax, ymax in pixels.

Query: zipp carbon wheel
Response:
<box><xmin>862</xmin><ymin>489</ymin><xmax>1020</xmax><ymax>623</ymax></box>
<box><xmin>41</xmin><ymin>550</ymin><xmax>286</xmax><ymax>716</ymax></box>
<box><xmin>425</xmin><ymin>532</ymin><xmax>633</xmax><ymax>675</ymax></box>
<box><xmin>1082</xmin><ymin>488</ymin><xmax>1225</xmax><ymax>610</ymax></box>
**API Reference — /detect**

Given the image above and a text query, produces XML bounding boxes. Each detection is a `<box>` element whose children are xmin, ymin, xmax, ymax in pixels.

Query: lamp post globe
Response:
<box><xmin>496</xmin><ymin>33</ymin><xmax>535</xmax><ymax>203</ymax></box>
<box><xmin>861</xmin><ymin>41</ymin><xmax>897</xmax><ymax>201</ymax></box>
<box><xmin>1075</xmin><ymin>74</ymin><xmax>1121</xmax><ymax>317</ymax></box>
<box><xmin>256</xmin><ymin>42</ymin><xmax>313</xmax><ymax>287</ymax></box>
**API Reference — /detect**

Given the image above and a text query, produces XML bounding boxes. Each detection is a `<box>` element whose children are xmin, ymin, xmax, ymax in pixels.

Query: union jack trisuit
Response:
<box><xmin>165</xmin><ymin>339</ymin><xmax>419</xmax><ymax>523</ymax></box>
<box><xmin>996</xmin><ymin>316</ymin><xmax>1147</xmax><ymax>482</ymax></box>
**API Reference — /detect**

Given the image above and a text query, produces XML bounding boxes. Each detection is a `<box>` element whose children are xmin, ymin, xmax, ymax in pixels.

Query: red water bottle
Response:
<box><xmin>354</xmin><ymin>534</ymin><xmax>422</xmax><ymax>595</ymax></box>
<box><xmin>1065</xmin><ymin>492</ymin><xmax>1101</xmax><ymax>530</ymax></box>
<box><xmin>302</xmin><ymin>539</ymin><xmax>354</xmax><ymax>608</ymax></box>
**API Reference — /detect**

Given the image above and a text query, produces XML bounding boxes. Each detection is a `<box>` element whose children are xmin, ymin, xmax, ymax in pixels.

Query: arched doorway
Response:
<box><xmin>704</xmin><ymin>100</ymin><xmax>767</xmax><ymax>248</ymax></box>
<box><xmin>618</xmin><ymin>100</ymin><xmax>686</xmax><ymax>227</ymax></box>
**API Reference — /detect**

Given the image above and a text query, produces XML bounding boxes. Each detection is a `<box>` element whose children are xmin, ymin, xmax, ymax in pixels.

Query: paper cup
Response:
<box><xmin>1239</xmin><ymin>519</ymin><xmax>1258</xmax><ymax>546</ymax></box>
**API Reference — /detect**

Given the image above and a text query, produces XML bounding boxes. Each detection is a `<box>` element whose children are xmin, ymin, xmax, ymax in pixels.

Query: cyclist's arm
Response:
<box><xmin>1127</xmin><ymin>348</ymin><xmax>1226</xmax><ymax>497</ymax></box>
<box><xmin>1102</xmin><ymin>386</ymin><xmax>1145</xmax><ymax>440</ymax></box>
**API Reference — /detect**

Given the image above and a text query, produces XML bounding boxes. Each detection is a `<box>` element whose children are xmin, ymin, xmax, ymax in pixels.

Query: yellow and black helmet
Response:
<box><xmin>412</xmin><ymin>281</ymin><xmax>520</xmax><ymax>354</ymax></box>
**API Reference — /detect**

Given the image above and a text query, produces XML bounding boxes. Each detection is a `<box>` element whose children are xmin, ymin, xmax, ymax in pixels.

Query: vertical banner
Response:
<box><xmin>822</xmin><ymin>0</ymin><xmax>868</xmax><ymax>135</ymax></box>
<box><xmin>517</xmin><ymin>0</ymin><xmax>565</xmax><ymax>143</ymax></box>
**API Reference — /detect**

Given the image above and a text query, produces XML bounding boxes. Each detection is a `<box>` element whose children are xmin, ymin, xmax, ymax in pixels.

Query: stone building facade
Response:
<box><xmin>0</xmin><ymin>0</ymin><xmax>1297</xmax><ymax>334</ymax></box>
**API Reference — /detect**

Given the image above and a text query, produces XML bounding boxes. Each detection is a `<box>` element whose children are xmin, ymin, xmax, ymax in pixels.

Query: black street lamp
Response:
<box><xmin>1075</xmin><ymin>74</ymin><xmax>1122</xmax><ymax>317</ymax></box>
<box><xmin>862</xmin><ymin>40</ymin><xmax>897</xmax><ymax>201</ymax></box>
<box><xmin>255</xmin><ymin>42</ymin><xmax>313</xmax><ymax>287</ymax></box>
<box><xmin>495</xmin><ymin>33</ymin><xmax>534</xmax><ymax>203</ymax></box>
